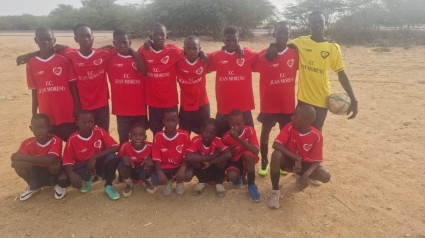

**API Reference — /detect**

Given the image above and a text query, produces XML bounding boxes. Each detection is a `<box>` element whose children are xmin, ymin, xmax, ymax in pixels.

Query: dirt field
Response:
<box><xmin>0</xmin><ymin>33</ymin><xmax>424</xmax><ymax>238</ymax></box>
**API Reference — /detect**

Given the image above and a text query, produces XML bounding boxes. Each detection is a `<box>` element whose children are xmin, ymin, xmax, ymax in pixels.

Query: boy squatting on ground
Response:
<box><xmin>185</xmin><ymin>118</ymin><xmax>232</xmax><ymax>197</ymax></box>
<box><xmin>118</xmin><ymin>124</ymin><xmax>156</xmax><ymax>198</ymax></box>
<box><xmin>267</xmin><ymin>11</ymin><xmax>358</xmax><ymax>131</ymax></box>
<box><xmin>252</xmin><ymin>21</ymin><xmax>299</xmax><ymax>176</ymax></box>
<box><xmin>25</xmin><ymin>27</ymin><xmax>80</xmax><ymax>142</ymax></box>
<box><xmin>150</xmin><ymin>108</ymin><xmax>194</xmax><ymax>195</ymax></box>
<box><xmin>222</xmin><ymin>109</ymin><xmax>261</xmax><ymax>202</ymax></box>
<box><xmin>56</xmin><ymin>110</ymin><xmax>121</xmax><ymax>200</ymax></box>
<box><xmin>17</xmin><ymin>24</ymin><xmax>146</xmax><ymax>132</ymax></box>
<box><xmin>268</xmin><ymin>105</ymin><xmax>331</xmax><ymax>209</ymax></box>
<box><xmin>11</xmin><ymin>114</ymin><xmax>66</xmax><ymax>201</ymax></box>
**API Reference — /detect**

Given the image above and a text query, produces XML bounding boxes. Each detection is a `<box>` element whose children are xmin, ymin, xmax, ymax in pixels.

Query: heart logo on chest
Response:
<box><xmin>236</xmin><ymin>58</ymin><xmax>245</xmax><ymax>67</ymax></box>
<box><xmin>94</xmin><ymin>140</ymin><xmax>102</xmax><ymax>149</ymax></box>
<box><xmin>321</xmin><ymin>51</ymin><xmax>329</xmax><ymax>59</ymax></box>
<box><xmin>161</xmin><ymin>56</ymin><xmax>169</xmax><ymax>64</ymax></box>
<box><xmin>52</xmin><ymin>67</ymin><xmax>62</xmax><ymax>76</ymax></box>
<box><xmin>176</xmin><ymin>144</ymin><xmax>184</xmax><ymax>154</ymax></box>
<box><xmin>93</xmin><ymin>58</ymin><xmax>103</xmax><ymax>65</ymax></box>
<box><xmin>196</xmin><ymin>67</ymin><xmax>203</xmax><ymax>75</ymax></box>
<box><xmin>287</xmin><ymin>59</ymin><xmax>294</xmax><ymax>68</ymax></box>
<box><xmin>132</xmin><ymin>62</ymin><xmax>138</xmax><ymax>70</ymax></box>
<box><xmin>303</xmin><ymin>144</ymin><xmax>313</xmax><ymax>151</ymax></box>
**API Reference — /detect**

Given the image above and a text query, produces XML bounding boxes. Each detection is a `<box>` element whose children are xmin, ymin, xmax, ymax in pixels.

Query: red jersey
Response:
<box><xmin>61</xmin><ymin>47</ymin><xmax>116</xmax><ymax>110</ymax></box>
<box><xmin>274</xmin><ymin>123</ymin><xmax>323</xmax><ymax>163</ymax></box>
<box><xmin>176</xmin><ymin>57</ymin><xmax>209</xmax><ymax>111</ymax></box>
<box><xmin>62</xmin><ymin>127</ymin><xmax>119</xmax><ymax>165</ymax></box>
<box><xmin>187</xmin><ymin>135</ymin><xmax>228</xmax><ymax>156</ymax></box>
<box><xmin>222</xmin><ymin>126</ymin><xmax>259</xmax><ymax>161</ymax></box>
<box><xmin>152</xmin><ymin>129</ymin><xmax>190</xmax><ymax>169</ymax></box>
<box><xmin>118</xmin><ymin>141</ymin><xmax>152</xmax><ymax>168</ymax></box>
<box><xmin>106</xmin><ymin>54</ymin><xmax>147</xmax><ymax>116</ymax></box>
<box><xmin>137</xmin><ymin>44</ymin><xmax>183</xmax><ymax>108</ymax></box>
<box><xmin>253</xmin><ymin>48</ymin><xmax>299</xmax><ymax>114</ymax></box>
<box><xmin>208</xmin><ymin>48</ymin><xmax>257</xmax><ymax>114</ymax></box>
<box><xmin>26</xmin><ymin>54</ymin><xmax>76</xmax><ymax>125</ymax></box>
<box><xmin>19</xmin><ymin>135</ymin><xmax>63</xmax><ymax>167</ymax></box>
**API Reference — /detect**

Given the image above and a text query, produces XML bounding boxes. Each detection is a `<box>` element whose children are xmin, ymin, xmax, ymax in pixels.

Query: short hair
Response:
<box><xmin>152</xmin><ymin>23</ymin><xmax>166</xmax><ymax>32</ymax></box>
<box><xmin>229</xmin><ymin>109</ymin><xmax>243</xmax><ymax>118</ymax></box>
<box><xmin>73</xmin><ymin>23</ymin><xmax>91</xmax><ymax>35</ymax></box>
<box><xmin>296</xmin><ymin>104</ymin><xmax>316</xmax><ymax>122</ymax></box>
<box><xmin>308</xmin><ymin>10</ymin><xmax>325</xmax><ymax>20</ymax></box>
<box><xmin>223</xmin><ymin>26</ymin><xmax>239</xmax><ymax>35</ymax></box>
<box><xmin>184</xmin><ymin>35</ymin><xmax>200</xmax><ymax>46</ymax></box>
<box><xmin>275</xmin><ymin>21</ymin><xmax>290</xmax><ymax>30</ymax></box>
<box><xmin>31</xmin><ymin>113</ymin><xmax>50</xmax><ymax>126</ymax></box>
<box><xmin>162</xmin><ymin>107</ymin><xmax>178</xmax><ymax>118</ymax></box>
<box><xmin>113</xmin><ymin>29</ymin><xmax>129</xmax><ymax>40</ymax></box>
<box><xmin>202</xmin><ymin>118</ymin><xmax>217</xmax><ymax>130</ymax></box>
<box><xmin>35</xmin><ymin>27</ymin><xmax>53</xmax><ymax>37</ymax></box>
<box><xmin>77</xmin><ymin>110</ymin><xmax>94</xmax><ymax>119</ymax></box>
<box><xmin>130</xmin><ymin>123</ymin><xmax>146</xmax><ymax>132</ymax></box>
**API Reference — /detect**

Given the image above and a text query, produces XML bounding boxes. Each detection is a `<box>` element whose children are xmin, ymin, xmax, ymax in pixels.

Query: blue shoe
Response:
<box><xmin>232</xmin><ymin>177</ymin><xmax>243</xmax><ymax>188</ymax></box>
<box><xmin>104</xmin><ymin>185</ymin><xmax>120</xmax><ymax>200</ymax></box>
<box><xmin>248</xmin><ymin>185</ymin><xmax>261</xmax><ymax>202</ymax></box>
<box><xmin>81</xmin><ymin>176</ymin><xmax>94</xmax><ymax>193</ymax></box>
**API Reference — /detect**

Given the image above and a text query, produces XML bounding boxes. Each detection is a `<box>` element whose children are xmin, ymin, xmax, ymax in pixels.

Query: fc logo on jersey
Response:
<box><xmin>303</xmin><ymin>144</ymin><xmax>313</xmax><ymax>151</ymax></box>
<box><xmin>52</xmin><ymin>67</ymin><xmax>62</xmax><ymax>76</ymax></box>
<box><xmin>132</xmin><ymin>62</ymin><xmax>138</xmax><ymax>70</ymax></box>
<box><xmin>176</xmin><ymin>144</ymin><xmax>184</xmax><ymax>154</ymax></box>
<box><xmin>93</xmin><ymin>59</ymin><xmax>103</xmax><ymax>65</ymax></box>
<box><xmin>236</xmin><ymin>58</ymin><xmax>245</xmax><ymax>67</ymax></box>
<box><xmin>94</xmin><ymin>139</ymin><xmax>102</xmax><ymax>149</ymax></box>
<box><xmin>37</xmin><ymin>71</ymin><xmax>44</xmax><ymax>75</ymax></box>
<box><xmin>321</xmin><ymin>51</ymin><xmax>329</xmax><ymax>59</ymax></box>
<box><xmin>161</xmin><ymin>56</ymin><xmax>169</xmax><ymax>64</ymax></box>
<box><xmin>196</xmin><ymin>67</ymin><xmax>203</xmax><ymax>75</ymax></box>
<box><xmin>287</xmin><ymin>59</ymin><xmax>294</xmax><ymax>68</ymax></box>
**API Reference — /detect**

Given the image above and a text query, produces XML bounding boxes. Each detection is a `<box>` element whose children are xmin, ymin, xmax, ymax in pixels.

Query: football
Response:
<box><xmin>327</xmin><ymin>92</ymin><xmax>351</xmax><ymax>115</ymax></box>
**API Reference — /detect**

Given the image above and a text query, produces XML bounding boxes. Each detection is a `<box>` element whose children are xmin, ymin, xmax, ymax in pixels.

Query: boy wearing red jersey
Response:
<box><xmin>252</xmin><ymin>22</ymin><xmax>298</xmax><ymax>176</ymax></box>
<box><xmin>268</xmin><ymin>105</ymin><xmax>331</xmax><ymax>209</ymax></box>
<box><xmin>58</xmin><ymin>111</ymin><xmax>121</xmax><ymax>200</ymax></box>
<box><xmin>186</xmin><ymin>118</ymin><xmax>231</xmax><ymax>197</ymax></box>
<box><xmin>26</xmin><ymin>27</ymin><xmax>80</xmax><ymax>141</ymax></box>
<box><xmin>176</xmin><ymin>35</ymin><xmax>210</xmax><ymax>135</ymax></box>
<box><xmin>208</xmin><ymin>26</ymin><xmax>257</xmax><ymax>137</ymax></box>
<box><xmin>222</xmin><ymin>109</ymin><xmax>261</xmax><ymax>202</ymax></box>
<box><xmin>11</xmin><ymin>114</ymin><xmax>66</xmax><ymax>200</ymax></box>
<box><xmin>150</xmin><ymin>108</ymin><xmax>193</xmax><ymax>196</ymax></box>
<box><xmin>107</xmin><ymin>29</ymin><xmax>148</xmax><ymax>143</ymax></box>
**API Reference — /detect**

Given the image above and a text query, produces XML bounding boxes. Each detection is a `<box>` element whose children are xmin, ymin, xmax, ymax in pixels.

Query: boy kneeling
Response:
<box><xmin>268</xmin><ymin>105</ymin><xmax>331</xmax><ymax>209</ymax></box>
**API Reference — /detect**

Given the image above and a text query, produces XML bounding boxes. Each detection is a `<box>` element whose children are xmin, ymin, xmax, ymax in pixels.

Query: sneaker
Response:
<box><xmin>215</xmin><ymin>184</ymin><xmax>226</xmax><ymax>198</ymax></box>
<box><xmin>81</xmin><ymin>176</ymin><xmax>94</xmax><ymax>193</ymax></box>
<box><xmin>259</xmin><ymin>164</ymin><xmax>269</xmax><ymax>176</ymax></box>
<box><xmin>19</xmin><ymin>186</ymin><xmax>40</xmax><ymax>201</ymax></box>
<box><xmin>54</xmin><ymin>184</ymin><xmax>66</xmax><ymax>200</ymax></box>
<box><xmin>163</xmin><ymin>180</ymin><xmax>173</xmax><ymax>196</ymax></box>
<box><xmin>280</xmin><ymin>169</ymin><xmax>288</xmax><ymax>175</ymax></box>
<box><xmin>268</xmin><ymin>190</ymin><xmax>280</xmax><ymax>209</ymax></box>
<box><xmin>176</xmin><ymin>182</ymin><xmax>185</xmax><ymax>195</ymax></box>
<box><xmin>248</xmin><ymin>184</ymin><xmax>261</xmax><ymax>202</ymax></box>
<box><xmin>145</xmin><ymin>180</ymin><xmax>157</xmax><ymax>194</ymax></box>
<box><xmin>309</xmin><ymin>179</ymin><xmax>322</xmax><ymax>186</ymax></box>
<box><xmin>122</xmin><ymin>183</ymin><xmax>133</xmax><ymax>198</ymax></box>
<box><xmin>104</xmin><ymin>185</ymin><xmax>120</xmax><ymax>200</ymax></box>
<box><xmin>232</xmin><ymin>177</ymin><xmax>243</xmax><ymax>188</ymax></box>
<box><xmin>192</xmin><ymin>183</ymin><xmax>206</xmax><ymax>196</ymax></box>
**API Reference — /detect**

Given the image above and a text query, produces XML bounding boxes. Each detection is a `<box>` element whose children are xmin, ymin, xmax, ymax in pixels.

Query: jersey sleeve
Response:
<box><xmin>187</xmin><ymin>137</ymin><xmax>200</xmax><ymax>153</ymax></box>
<box><xmin>182</xmin><ymin>132</ymin><xmax>190</xmax><ymax>158</ymax></box>
<box><xmin>26</xmin><ymin>63</ymin><xmax>36</xmax><ymax>90</ymax></box>
<box><xmin>330</xmin><ymin>43</ymin><xmax>344</xmax><ymax>73</ymax></box>
<box><xmin>18</xmin><ymin>139</ymin><xmax>31</xmax><ymax>155</ymax></box>
<box><xmin>118</xmin><ymin>143</ymin><xmax>128</xmax><ymax>158</ymax></box>
<box><xmin>48</xmin><ymin>137</ymin><xmax>63</xmax><ymax>157</ymax></box>
<box><xmin>62</xmin><ymin>140</ymin><xmax>76</xmax><ymax>165</ymax></box>
<box><xmin>214</xmin><ymin>138</ymin><xmax>228</xmax><ymax>151</ymax></box>
<box><xmin>206</xmin><ymin>51</ymin><xmax>218</xmax><ymax>72</ymax></box>
<box><xmin>58</xmin><ymin>47</ymin><xmax>76</xmax><ymax>56</ymax></box>
<box><xmin>248</xmin><ymin>127</ymin><xmax>260</xmax><ymax>149</ymax></box>
<box><xmin>99</xmin><ymin>128</ymin><xmax>119</xmax><ymax>149</ymax></box>
<box><xmin>252</xmin><ymin>50</ymin><xmax>266</xmax><ymax>73</ymax></box>
<box><xmin>304</xmin><ymin>132</ymin><xmax>323</xmax><ymax>163</ymax></box>
<box><xmin>67</xmin><ymin>58</ymin><xmax>77</xmax><ymax>82</ymax></box>
<box><xmin>151</xmin><ymin>134</ymin><xmax>162</xmax><ymax>162</ymax></box>
<box><xmin>274</xmin><ymin>124</ymin><xmax>291</xmax><ymax>146</ymax></box>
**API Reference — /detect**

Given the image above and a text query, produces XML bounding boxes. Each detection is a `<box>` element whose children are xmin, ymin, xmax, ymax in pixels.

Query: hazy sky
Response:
<box><xmin>0</xmin><ymin>0</ymin><xmax>296</xmax><ymax>16</ymax></box>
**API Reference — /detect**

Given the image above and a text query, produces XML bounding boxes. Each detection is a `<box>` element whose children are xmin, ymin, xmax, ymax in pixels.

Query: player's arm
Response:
<box><xmin>11</xmin><ymin>151</ymin><xmax>59</xmax><ymax>166</ymax></box>
<box><xmin>272</xmin><ymin>142</ymin><xmax>302</xmax><ymax>173</ymax></box>
<box><xmin>31</xmin><ymin>90</ymin><xmax>38</xmax><ymax>116</ymax></box>
<box><xmin>186</xmin><ymin>152</ymin><xmax>213</xmax><ymax>163</ymax></box>
<box><xmin>209</xmin><ymin>148</ymin><xmax>232</xmax><ymax>165</ymax></box>
<box><xmin>299</xmin><ymin>161</ymin><xmax>320</xmax><ymax>190</ymax></box>
<box><xmin>129</xmin><ymin>47</ymin><xmax>147</xmax><ymax>75</ymax></box>
<box><xmin>175</xmin><ymin>161</ymin><xmax>188</xmax><ymax>182</ymax></box>
<box><xmin>338</xmin><ymin>70</ymin><xmax>358</xmax><ymax>119</ymax></box>
<box><xmin>154</xmin><ymin>161</ymin><xmax>168</xmax><ymax>184</ymax></box>
<box><xmin>69</xmin><ymin>82</ymin><xmax>81</xmax><ymax>118</ymax></box>
<box><xmin>229</xmin><ymin>128</ymin><xmax>259</xmax><ymax>155</ymax></box>
<box><xmin>64</xmin><ymin>164</ymin><xmax>83</xmax><ymax>189</ymax></box>
<box><xmin>86</xmin><ymin>146</ymin><xmax>119</xmax><ymax>174</ymax></box>
<box><xmin>16</xmin><ymin>51</ymin><xmax>39</xmax><ymax>66</ymax></box>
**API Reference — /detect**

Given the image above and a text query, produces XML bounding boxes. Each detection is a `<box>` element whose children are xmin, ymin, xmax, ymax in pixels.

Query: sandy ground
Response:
<box><xmin>0</xmin><ymin>33</ymin><xmax>424</xmax><ymax>238</ymax></box>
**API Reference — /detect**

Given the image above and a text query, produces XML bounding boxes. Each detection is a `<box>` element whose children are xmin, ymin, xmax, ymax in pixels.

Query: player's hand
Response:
<box><xmin>198</xmin><ymin>51</ymin><xmax>208</xmax><ymax>63</ymax></box>
<box><xmin>236</xmin><ymin>45</ymin><xmax>244</xmax><ymax>58</ymax></box>
<box><xmin>201</xmin><ymin>161</ymin><xmax>211</xmax><ymax>169</ymax></box>
<box><xmin>11</xmin><ymin>152</ymin><xmax>20</xmax><ymax>161</ymax></box>
<box><xmin>54</xmin><ymin>44</ymin><xmax>68</xmax><ymax>53</ymax></box>
<box><xmin>266</xmin><ymin>43</ymin><xmax>278</xmax><ymax>62</ymax></box>
<box><xmin>70</xmin><ymin>172</ymin><xmax>83</xmax><ymax>189</ymax></box>
<box><xmin>86</xmin><ymin>158</ymin><xmax>97</xmax><ymax>174</ymax></box>
<box><xmin>294</xmin><ymin>159</ymin><xmax>302</xmax><ymax>174</ymax></box>
<box><xmin>229</xmin><ymin>145</ymin><xmax>237</xmax><ymax>154</ymax></box>
<box><xmin>16</xmin><ymin>54</ymin><xmax>33</xmax><ymax>66</ymax></box>
<box><xmin>122</xmin><ymin>156</ymin><xmax>134</xmax><ymax>168</ymax></box>
<box><xmin>143</xmin><ymin>157</ymin><xmax>153</xmax><ymax>170</ymax></box>
<box><xmin>298</xmin><ymin>173</ymin><xmax>309</xmax><ymax>191</ymax></box>
<box><xmin>175</xmin><ymin>166</ymin><xmax>186</xmax><ymax>182</ymax></box>
<box><xmin>143</xmin><ymin>39</ymin><xmax>153</xmax><ymax>50</ymax></box>
<box><xmin>229</xmin><ymin>126</ymin><xmax>239</xmax><ymax>140</ymax></box>
<box><xmin>346</xmin><ymin>100</ymin><xmax>358</xmax><ymax>119</ymax></box>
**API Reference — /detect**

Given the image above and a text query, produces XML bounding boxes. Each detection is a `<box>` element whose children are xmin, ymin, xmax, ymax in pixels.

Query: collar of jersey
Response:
<box><xmin>224</xmin><ymin>50</ymin><xmax>236</xmax><ymax>55</ymax></box>
<box><xmin>238</xmin><ymin>128</ymin><xmax>246</xmax><ymax>138</ymax></box>
<box><xmin>299</xmin><ymin>130</ymin><xmax>312</xmax><ymax>136</ymax></box>
<box><xmin>36</xmin><ymin>137</ymin><xmax>53</xmax><ymax>147</ymax></box>
<box><xmin>185</xmin><ymin>57</ymin><xmax>199</xmax><ymax>66</ymax></box>
<box><xmin>162</xmin><ymin>131</ymin><xmax>179</xmax><ymax>141</ymax></box>
<box><xmin>151</xmin><ymin>47</ymin><xmax>163</xmax><ymax>54</ymax></box>
<box><xmin>278</xmin><ymin>47</ymin><xmax>288</xmax><ymax>55</ymax></box>
<box><xmin>78</xmin><ymin>50</ymin><xmax>95</xmax><ymax>59</ymax></box>
<box><xmin>35</xmin><ymin>54</ymin><xmax>55</xmax><ymax>62</ymax></box>
<box><xmin>77</xmin><ymin>130</ymin><xmax>93</xmax><ymax>141</ymax></box>
<box><xmin>133</xmin><ymin>143</ymin><xmax>147</xmax><ymax>153</ymax></box>
<box><xmin>118</xmin><ymin>53</ymin><xmax>132</xmax><ymax>58</ymax></box>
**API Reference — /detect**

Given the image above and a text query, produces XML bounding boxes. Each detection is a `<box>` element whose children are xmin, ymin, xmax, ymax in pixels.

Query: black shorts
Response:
<box><xmin>257</xmin><ymin>113</ymin><xmax>292</xmax><ymax>129</ymax></box>
<box><xmin>216</xmin><ymin>110</ymin><xmax>254</xmax><ymax>138</ymax></box>
<box><xmin>117</xmin><ymin>161</ymin><xmax>150</xmax><ymax>181</ymax></box>
<box><xmin>297</xmin><ymin>100</ymin><xmax>328</xmax><ymax>131</ymax></box>
<box><xmin>225</xmin><ymin>159</ymin><xmax>244</xmax><ymax>176</ymax></box>
<box><xmin>91</xmin><ymin>104</ymin><xmax>110</xmax><ymax>132</ymax></box>
<box><xmin>63</xmin><ymin>153</ymin><xmax>119</xmax><ymax>181</ymax></box>
<box><xmin>282</xmin><ymin>160</ymin><xmax>315</xmax><ymax>175</ymax></box>
<box><xmin>18</xmin><ymin>166</ymin><xmax>56</xmax><ymax>190</ymax></box>
<box><xmin>116</xmin><ymin>115</ymin><xmax>149</xmax><ymax>143</ymax></box>
<box><xmin>179</xmin><ymin>103</ymin><xmax>210</xmax><ymax>135</ymax></box>
<box><xmin>51</xmin><ymin>122</ymin><xmax>78</xmax><ymax>142</ymax></box>
<box><xmin>148</xmin><ymin>106</ymin><xmax>178</xmax><ymax>136</ymax></box>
